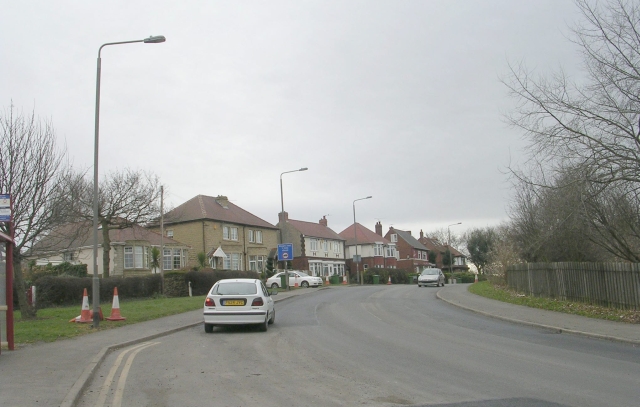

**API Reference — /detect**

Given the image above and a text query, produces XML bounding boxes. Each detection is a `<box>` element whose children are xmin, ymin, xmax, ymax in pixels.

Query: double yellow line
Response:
<box><xmin>94</xmin><ymin>341</ymin><xmax>159</xmax><ymax>407</ymax></box>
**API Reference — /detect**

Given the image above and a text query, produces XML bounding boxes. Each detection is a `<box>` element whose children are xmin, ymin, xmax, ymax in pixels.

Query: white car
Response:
<box><xmin>266</xmin><ymin>271</ymin><xmax>324</xmax><ymax>288</ymax></box>
<box><xmin>417</xmin><ymin>268</ymin><xmax>445</xmax><ymax>287</ymax></box>
<box><xmin>203</xmin><ymin>278</ymin><xmax>276</xmax><ymax>332</ymax></box>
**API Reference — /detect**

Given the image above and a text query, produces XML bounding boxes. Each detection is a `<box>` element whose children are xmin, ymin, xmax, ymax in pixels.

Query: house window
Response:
<box><xmin>310</xmin><ymin>239</ymin><xmax>318</xmax><ymax>251</ymax></box>
<box><xmin>232</xmin><ymin>253</ymin><xmax>241</xmax><ymax>270</ymax></box>
<box><xmin>63</xmin><ymin>252</ymin><xmax>75</xmax><ymax>262</ymax></box>
<box><xmin>363</xmin><ymin>264</ymin><xmax>369</xmax><ymax>270</ymax></box>
<box><xmin>322</xmin><ymin>240</ymin><xmax>328</xmax><ymax>251</ymax></box>
<box><xmin>373</xmin><ymin>244</ymin><xmax>383</xmax><ymax>256</ymax></box>
<box><xmin>166</xmin><ymin>229</ymin><xmax>173</xmax><ymax>238</ymax></box>
<box><xmin>256</xmin><ymin>230</ymin><xmax>263</xmax><ymax>244</ymax></box>
<box><xmin>209</xmin><ymin>256</ymin><xmax>217</xmax><ymax>268</ymax></box>
<box><xmin>249</xmin><ymin>255</ymin><xmax>265</xmax><ymax>272</ymax></box>
<box><xmin>124</xmin><ymin>247</ymin><xmax>133</xmax><ymax>269</ymax></box>
<box><xmin>390</xmin><ymin>234</ymin><xmax>397</xmax><ymax>243</ymax></box>
<box><xmin>173</xmin><ymin>249</ymin><xmax>182</xmax><ymax>269</ymax></box>
<box><xmin>163</xmin><ymin>248</ymin><xmax>184</xmax><ymax>270</ymax></box>
<box><xmin>223</xmin><ymin>254</ymin><xmax>231</xmax><ymax>270</ymax></box>
<box><xmin>163</xmin><ymin>248</ymin><xmax>172</xmax><ymax>270</ymax></box>
<box><xmin>223</xmin><ymin>226</ymin><xmax>238</xmax><ymax>241</ymax></box>
<box><xmin>248</xmin><ymin>230</ymin><xmax>255</xmax><ymax>243</ymax></box>
<box><xmin>385</xmin><ymin>245</ymin><xmax>396</xmax><ymax>258</ymax></box>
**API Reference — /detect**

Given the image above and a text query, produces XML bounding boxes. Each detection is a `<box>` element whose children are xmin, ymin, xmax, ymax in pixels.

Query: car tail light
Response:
<box><xmin>205</xmin><ymin>297</ymin><xmax>215</xmax><ymax>306</ymax></box>
<box><xmin>251</xmin><ymin>298</ymin><xmax>264</xmax><ymax>306</ymax></box>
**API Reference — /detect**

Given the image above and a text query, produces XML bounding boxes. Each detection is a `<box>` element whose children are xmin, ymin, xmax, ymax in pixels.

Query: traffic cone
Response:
<box><xmin>106</xmin><ymin>287</ymin><xmax>126</xmax><ymax>321</ymax></box>
<box><xmin>325</xmin><ymin>276</ymin><xmax>330</xmax><ymax>285</ymax></box>
<box><xmin>474</xmin><ymin>273</ymin><xmax>478</xmax><ymax>283</ymax></box>
<box><xmin>387</xmin><ymin>276</ymin><xmax>392</xmax><ymax>285</ymax></box>
<box><xmin>90</xmin><ymin>307</ymin><xmax>104</xmax><ymax>321</ymax></box>
<box><xmin>70</xmin><ymin>288</ymin><xmax>92</xmax><ymax>323</ymax></box>
<box><xmin>294</xmin><ymin>277</ymin><xmax>299</xmax><ymax>288</ymax></box>
<box><xmin>342</xmin><ymin>275</ymin><xmax>347</xmax><ymax>284</ymax></box>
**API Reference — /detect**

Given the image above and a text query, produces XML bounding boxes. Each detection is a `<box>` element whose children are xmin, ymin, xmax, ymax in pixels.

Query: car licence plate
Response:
<box><xmin>224</xmin><ymin>299</ymin><xmax>245</xmax><ymax>306</ymax></box>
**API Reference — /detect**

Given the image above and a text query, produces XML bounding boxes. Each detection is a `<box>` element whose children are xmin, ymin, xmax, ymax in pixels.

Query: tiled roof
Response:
<box><xmin>339</xmin><ymin>223</ymin><xmax>391</xmax><ymax>246</ymax></box>
<box><xmin>393</xmin><ymin>229</ymin><xmax>428</xmax><ymax>250</ymax></box>
<box><xmin>286</xmin><ymin>219</ymin><xmax>345</xmax><ymax>241</ymax></box>
<box><xmin>29</xmin><ymin>221</ymin><xmax>186</xmax><ymax>254</ymax></box>
<box><xmin>163</xmin><ymin>195</ymin><xmax>277</xmax><ymax>229</ymax></box>
<box><xmin>420</xmin><ymin>236</ymin><xmax>465</xmax><ymax>257</ymax></box>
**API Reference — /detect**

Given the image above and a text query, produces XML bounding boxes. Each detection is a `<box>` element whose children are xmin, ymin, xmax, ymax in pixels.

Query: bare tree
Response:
<box><xmin>503</xmin><ymin>0</ymin><xmax>640</xmax><ymax>261</ymax></box>
<box><xmin>0</xmin><ymin>103</ymin><xmax>73</xmax><ymax>318</ymax></box>
<box><xmin>66</xmin><ymin>168</ymin><xmax>161</xmax><ymax>277</ymax></box>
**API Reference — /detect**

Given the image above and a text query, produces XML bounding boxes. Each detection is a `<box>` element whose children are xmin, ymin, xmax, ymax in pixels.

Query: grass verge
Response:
<box><xmin>11</xmin><ymin>295</ymin><xmax>206</xmax><ymax>346</ymax></box>
<box><xmin>468</xmin><ymin>281</ymin><xmax>640</xmax><ymax>324</ymax></box>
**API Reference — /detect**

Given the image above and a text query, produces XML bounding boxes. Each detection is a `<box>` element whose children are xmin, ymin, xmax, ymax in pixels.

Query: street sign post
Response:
<box><xmin>277</xmin><ymin>243</ymin><xmax>294</xmax><ymax>289</ymax></box>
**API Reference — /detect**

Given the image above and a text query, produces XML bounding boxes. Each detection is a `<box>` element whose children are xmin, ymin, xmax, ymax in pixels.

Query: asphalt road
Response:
<box><xmin>77</xmin><ymin>285</ymin><xmax>640</xmax><ymax>407</ymax></box>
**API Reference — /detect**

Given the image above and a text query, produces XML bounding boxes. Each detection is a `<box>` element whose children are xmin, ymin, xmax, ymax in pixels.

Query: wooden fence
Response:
<box><xmin>506</xmin><ymin>262</ymin><xmax>640</xmax><ymax>310</ymax></box>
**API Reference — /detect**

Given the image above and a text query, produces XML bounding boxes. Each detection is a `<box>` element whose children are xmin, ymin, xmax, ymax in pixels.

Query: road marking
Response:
<box><xmin>94</xmin><ymin>341</ymin><xmax>159</xmax><ymax>407</ymax></box>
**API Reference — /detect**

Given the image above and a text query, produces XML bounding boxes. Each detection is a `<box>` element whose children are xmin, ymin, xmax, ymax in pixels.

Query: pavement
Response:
<box><xmin>0</xmin><ymin>283</ymin><xmax>638</xmax><ymax>407</ymax></box>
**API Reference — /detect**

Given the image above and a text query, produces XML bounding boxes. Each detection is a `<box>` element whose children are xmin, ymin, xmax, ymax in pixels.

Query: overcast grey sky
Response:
<box><xmin>1</xmin><ymin>1</ymin><xmax>584</xmax><ymax>240</ymax></box>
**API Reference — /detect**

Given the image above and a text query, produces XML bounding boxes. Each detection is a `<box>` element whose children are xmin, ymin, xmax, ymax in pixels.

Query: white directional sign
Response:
<box><xmin>0</xmin><ymin>194</ymin><xmax>10</xmax><ymax>222</ymax></box>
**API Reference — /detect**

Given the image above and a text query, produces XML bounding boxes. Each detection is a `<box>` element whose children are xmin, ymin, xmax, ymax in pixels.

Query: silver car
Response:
<box><xmin>203</xmin><ymin>278</ymin><xmax>276</xmax><ymax>332</ymax></box>
<box><xmin>417</xmin><ymin>268</ymin><xmax>445</xmax><ymax>287</ymax></box>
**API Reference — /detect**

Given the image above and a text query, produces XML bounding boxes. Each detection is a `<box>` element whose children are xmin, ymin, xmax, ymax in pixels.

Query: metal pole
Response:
<box><xmin>353</xmin><ymin>196</ymin><xmax>372</xmax><ymax>285</ymax></box>
<box><xmin>447</xmin><ymin>222</ymin><xmax>461</xmax><ymax>282</ymax></box>
<box><xmin>278</xmin><ymin>168</ymin><xmax>307</xmax><ymax>290</ymax></box>
<box><xmin>6</xmin><ymin>221</ymin><xmax>14</xmax><ymax>350</ymax></box>
<box><xmin>92</xmin><ymin>36</ymin><xmax>166</xmax><ymax>328</ymax></box>
<box><xmin>92</xmin><ymin>52</ymin><xmax>102</xmax><ymax>328</ymax></box>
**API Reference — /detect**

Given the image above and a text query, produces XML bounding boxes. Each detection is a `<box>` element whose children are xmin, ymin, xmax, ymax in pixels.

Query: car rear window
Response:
<box><xmin>422</xmin><ymin>269</ymin><xmax>439</xmax><ymax>275</ymax></box>
<box><xmin>213</xmin><ymin>282</ymin><xmax>258</xmax><ymax>295</ymax></box>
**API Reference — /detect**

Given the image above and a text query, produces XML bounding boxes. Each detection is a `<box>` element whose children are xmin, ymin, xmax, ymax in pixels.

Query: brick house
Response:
<box><xmin>28</xmin><ymin>221</ymin><xmax>190</xmax><ymax>277</ymax></box>
<box><xmin>383</xmin><ymin>226</ymin><xmax>431</xmax><ymax>273</ymax></box>
<box><xmin>418</xmin><ymin>230</ymin><xmax>469</xmax><ymax>272</ymax></box>
<box><xmin>338</xmin><ymin>221</ymin><xmax>398</xmax><ymax>274</ymax></box>
<box><xmin>149</xmin><ymin>195</ymin><xmax>278</xmax><ymax>272</ymax></box>
<box><xmin>276</xmin><ymin>212</ymin><xmax>346</xmax><ymax>279</ymax></box>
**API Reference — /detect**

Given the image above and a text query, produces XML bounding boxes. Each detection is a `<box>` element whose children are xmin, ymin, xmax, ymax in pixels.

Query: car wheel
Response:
<box><xmin>268</xmin><ymin>309</ymin><xmax>275</xmax><ymax>324</ymax></box>
<box><xmin>271</xmin><ymin>283</ymin><xmax>279</xmax><ymax>289</ymax></box>
<box><xmin>204</xmin><ymin>323</ymin><xmax>214</xmax><ymax>333</ymax></box>
<box><xmin>259</xmin><ymin>316</ymin><xmax>268</xmax><ymax>332</ymax></box>
<box><xmin>418</xmin><ymin>284</ymin><xmax>422</xmax><ymax>287</ymax></box>
<box><xmin>301</xmin><ymin>281</ymin><xmax>309</xmax><ymax>288</ymax></box>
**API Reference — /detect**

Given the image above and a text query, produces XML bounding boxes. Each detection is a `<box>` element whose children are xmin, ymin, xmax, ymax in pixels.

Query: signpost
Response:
<box><xmin>0</xmin><ymin>194</ymin><xmax>13</xmax><ymax>352</ymax></box>
<box><xmin>277</xmin><ymin>243</ymin><xmax>294</xmax><ymax>289</ymax></box>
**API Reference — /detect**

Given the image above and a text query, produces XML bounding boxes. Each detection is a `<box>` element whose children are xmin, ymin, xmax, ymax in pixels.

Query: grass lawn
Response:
<box><xmin>11</xmin><ymin>295</ymin><xmax>206</xmax><ymax>345</ymax></box>
<box><xmin>469</xmin><ymin>281</ymin><xmax>640</xmax><ymax>324</ymax></box>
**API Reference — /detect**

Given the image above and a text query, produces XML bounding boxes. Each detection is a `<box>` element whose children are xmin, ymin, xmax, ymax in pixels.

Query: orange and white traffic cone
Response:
<box><xmin>387</xmin><ymin>276</ymin><xmax>392</xmax><ymax>285</ymax></box>
<box><xmin>325</xmin><ymin>276</ymin><xmax>330</xmax><ymax>285</ymax></box>
<box><xmin>294</xmin><ymin>277</ymin><xmax>299</xmax><ymax>288</ymax></box>
<box><xmin>474</xmin><ymin>273</ymin><xmax>478</xmax><ymax>283</ymax></box>
<box><xmin>106</xmin><ymin>287</ymin><xmax>126</xmax><ymax>321</ymax></box>
<box><xmin>70</xmin><ymin>288</ymin><xmax>92</xmax><ymax>323</ymax></box>
<box><xmin>342</xmin><ymin>275</ymin><xmax>347</xmax><ymax>284</ymax></box>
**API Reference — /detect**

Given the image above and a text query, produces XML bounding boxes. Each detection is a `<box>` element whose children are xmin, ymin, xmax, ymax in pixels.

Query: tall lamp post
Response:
<box><xmin>447</xmin><ymin>222</ymin><xmax>462</xmax><ymax>282</ymax></box>
<box><xmin>92</xmin><ymin>35</ymin><xmax>166</xmax><ymax>328</ymax></box>
<box><xmin>279</xmin><ymin>167</ymin><xmax>308</xmax><ymax>290</ymax></box>
<box><xmin>353</xmin><ymin>196</ymin><xmax>372</xmax><ymax>285</ymax></box>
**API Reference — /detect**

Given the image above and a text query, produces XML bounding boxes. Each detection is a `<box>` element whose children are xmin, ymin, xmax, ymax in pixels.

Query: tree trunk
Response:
<box><xmin>12</xmin><ymin>249</ymin><xmax>36</xmax><ymax>319</ymax></box>
<box><xmin>101</xmin><ymin>221</ymin><xmax>111</xmax><ymax>278</ymax></box>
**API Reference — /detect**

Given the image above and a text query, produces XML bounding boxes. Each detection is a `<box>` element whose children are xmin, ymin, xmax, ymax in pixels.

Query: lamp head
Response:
<box><xmin>144</xmin><ymin>35</ymin><xmax>166</xmax><ymax>43</ymax></box>
<box><xmin>299</xmin><ymin>167</ymin><xmax>308</xmax><ymax>171</ymax></box>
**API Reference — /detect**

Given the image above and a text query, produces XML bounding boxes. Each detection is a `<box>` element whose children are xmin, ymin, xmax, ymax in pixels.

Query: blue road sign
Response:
<box><xmin>277</xmin><ymin>243</ymin><xmax>294</xmax><ymax>261</ymax></box>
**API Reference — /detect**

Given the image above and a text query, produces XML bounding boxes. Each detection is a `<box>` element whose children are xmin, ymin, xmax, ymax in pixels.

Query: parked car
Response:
<box><xmin>203</xmin><ymin>278</ymin><xmax>276</xmax><ymax>333</ymax></box>
<box><xmin>266</xmin><ymin>271</ymin><xmax>324</xmax><ymax>288</ymax></box>
<box><xmin>417</xmin><ymin>268</ymin><xmax>445</xmax><ymax>287</ymax></box>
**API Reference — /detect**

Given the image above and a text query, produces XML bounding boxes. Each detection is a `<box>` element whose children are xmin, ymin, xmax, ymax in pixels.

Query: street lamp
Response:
<box><xmin>353</xmin><ymin>196</ymin><xmax>372</xmax><ymax>285</ymax></box>
<box><xmin>279</xmin><ymin>167</ymin><xmax>308</xmax><ymax>290</ymax></box>
<box><xmin>92</xmin><ymin>35</ymin><xmax>166</xmax><ymax>328</ymax></box>
<box><xmin>447</xmin><ymin>222</ymin><xmax>462</xmax><ymax>282</ymax></box>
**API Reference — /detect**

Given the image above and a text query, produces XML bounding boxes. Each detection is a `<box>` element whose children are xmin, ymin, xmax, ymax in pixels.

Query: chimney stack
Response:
<box><xmin>278</xmin><ymin>211</ymin><xmax>289</xmax><ymax>223</ymax></box>
<box><xmin>375</xmin><ymin>221</ymin><xmax>382</xmax><ymax>236</ymax></box>
<box><xmin>319</xmin><ymin>216</ymin><xmax>328</xmax><ymax>227</ymax></box>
